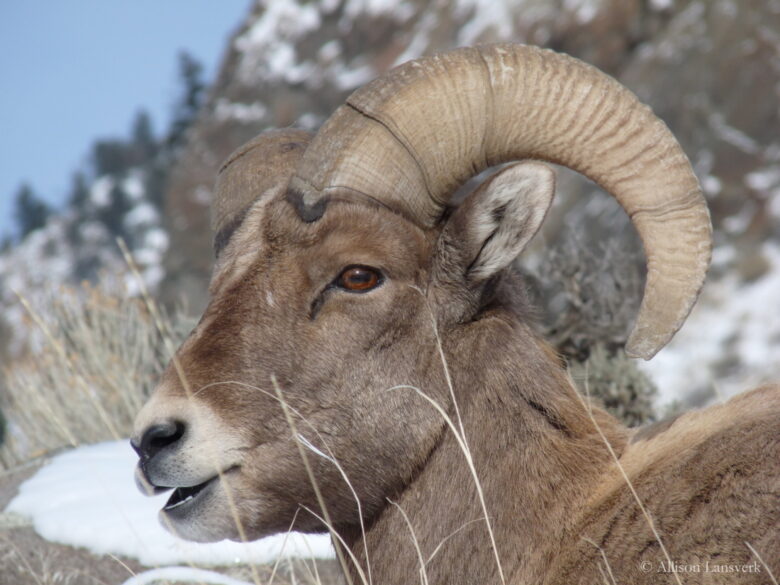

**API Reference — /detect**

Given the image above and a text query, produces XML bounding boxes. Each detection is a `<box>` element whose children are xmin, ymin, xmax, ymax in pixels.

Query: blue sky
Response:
<box><xmin>0</xmin><ymin>0</ymin><xmax>252</xmax><ymax>240</ymax></box>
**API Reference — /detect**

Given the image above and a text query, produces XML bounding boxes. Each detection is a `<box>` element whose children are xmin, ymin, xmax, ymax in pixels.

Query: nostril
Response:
<box><xmin>137</xmin><ymin>420</ymin><xmax>185</xmax><ymax>461</ymax></box>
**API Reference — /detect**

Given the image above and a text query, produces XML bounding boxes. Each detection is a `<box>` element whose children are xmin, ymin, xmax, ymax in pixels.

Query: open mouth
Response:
<box><xmin>163</xmin><ymin>476</ymin><xmax>217</xmax><ymax>512</ymax></box>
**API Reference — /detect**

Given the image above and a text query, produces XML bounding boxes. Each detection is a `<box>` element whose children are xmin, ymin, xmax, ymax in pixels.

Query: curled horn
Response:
<box><xmin>213</xmin><ymin>128</ymin><xmax>313</xmax><ymax>255</ymax></box>
<box><xmin>289</xmin><ymin>44</ymin><xmax>712</xmax><ymax>359</ymax></box>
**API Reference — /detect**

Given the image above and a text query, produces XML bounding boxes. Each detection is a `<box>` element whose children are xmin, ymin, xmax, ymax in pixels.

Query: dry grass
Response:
<box><xmin>0</xmin><ymin>281</ymin><xmax>194</xmax><ymax>469</ymax></box>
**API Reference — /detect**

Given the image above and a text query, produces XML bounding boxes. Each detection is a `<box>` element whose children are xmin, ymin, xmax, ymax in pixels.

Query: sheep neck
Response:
<box><xmin>338</xmin><ymin>318</ymin><xmax>628</xmax><ymax>585</ymax></box>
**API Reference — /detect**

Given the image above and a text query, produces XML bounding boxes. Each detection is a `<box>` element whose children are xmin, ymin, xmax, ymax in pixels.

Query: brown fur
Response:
<box><xmin>133</xmin><ymin>180</ymin><xmax>779</xmax><ymax>584</ymax></box>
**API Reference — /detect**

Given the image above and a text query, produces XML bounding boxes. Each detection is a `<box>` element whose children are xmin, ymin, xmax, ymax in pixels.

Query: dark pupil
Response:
<box><xmin>343</xmin><ymin>268</ymin><xmax>376</xmax><ymax>289</ymax></box>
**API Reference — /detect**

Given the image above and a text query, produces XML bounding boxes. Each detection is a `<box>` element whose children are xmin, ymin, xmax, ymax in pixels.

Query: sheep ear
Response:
<box><xmin>437</xmin><ymin>161</ymin><xmax>555</xmax><ymax>285</ymax></box>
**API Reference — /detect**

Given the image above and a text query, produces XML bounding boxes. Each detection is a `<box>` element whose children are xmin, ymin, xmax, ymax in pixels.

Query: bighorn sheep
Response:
<box><xmin>132</xmin><ymin>44</ymin><xmax>780</xmax><ymax>584</ymax></box>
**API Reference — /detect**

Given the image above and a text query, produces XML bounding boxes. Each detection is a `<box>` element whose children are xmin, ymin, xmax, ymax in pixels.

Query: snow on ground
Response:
<box><xmin>120</xmin><ymin>566</ymin><xmax>257</xmax><ymax>585</ymax></box>
<box><xmin>6</xmin><ymin>440</ymin><xmax>334</xmax><ymax>567</ymax></box>
<box><xmin>640</xmin><ymin>242</ymin><xmax>780</xmax><ymax>407</ymax></box>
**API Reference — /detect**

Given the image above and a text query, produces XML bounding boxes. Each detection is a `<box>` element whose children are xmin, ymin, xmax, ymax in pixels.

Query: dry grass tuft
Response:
<box><xmin>0</xmin><ymin>282</ymin><xmax>194</xmax><ymax>468</ymax></box>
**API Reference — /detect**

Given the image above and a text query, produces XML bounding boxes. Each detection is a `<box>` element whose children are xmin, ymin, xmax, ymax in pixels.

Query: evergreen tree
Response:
<box><xmin>65</xmin><ymin>171</ymin><xmax>91</xmax><ymax>248</ymax></box>
<box><xmin>132</xmin><ymin>109</ymin><xmax>157</xmax><ymax>163</ymax></box>
<box><xmin>167</xmin><ymin>51</ymin><xmax>205</xmax><ymax>151</ymax></box>
<box><xmin>93</xmin><ymin>139</ymin><xmax>133</xmax><ymax>177</ymax></box>
<box><xmin>98</xmin><ymin>184</ymin><xmax>132</xmax><ymax>240</ymax></box>
<box><xmin>13</xmin><ymin>183</ymin><xmax>50</xmax><ymax>240</ymax></box>
<box><xmin>145</xmin><ymin>163</ymin><xmax>168</xmax><ymax>211</ymax></box>
<box><xmin>68</xmin><ymin>171</ymin><xmax>90</xmax><ymax>209</ymax></box>
<box><xmin>131</xmin><ymin>109</ymin><xmax>167</xmax><ymax>210</ymax></box>
<box><xmin>0</xmin><ymin>316</ymin><xmax>9</xmax><ymax>446</ymax></box>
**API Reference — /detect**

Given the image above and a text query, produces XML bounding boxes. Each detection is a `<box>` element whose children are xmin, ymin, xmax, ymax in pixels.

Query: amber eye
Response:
<box><xmin>336</xmin><ymin>266</ymin><xmax>382</xmax><ymax>292</ymax></box>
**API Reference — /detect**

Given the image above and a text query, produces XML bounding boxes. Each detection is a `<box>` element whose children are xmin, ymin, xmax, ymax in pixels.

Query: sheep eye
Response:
<box><xmin>336</xmin><ymin>266</ymin><xmax>382</xmax><ymax>292</ymax></box>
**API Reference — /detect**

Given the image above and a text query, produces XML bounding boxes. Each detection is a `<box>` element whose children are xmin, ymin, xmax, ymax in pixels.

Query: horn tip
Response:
<box><xmin>625</xmin><ymin>330</ymin><xmax>669</xmax><ymax>361</ymax></box>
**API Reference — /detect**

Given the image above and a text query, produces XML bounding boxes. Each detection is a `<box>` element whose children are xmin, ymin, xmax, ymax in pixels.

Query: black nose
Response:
<box><xmin>131</xmin><ymin>420</ymin><xmax>185</xmax><ymax>461</ymax></box>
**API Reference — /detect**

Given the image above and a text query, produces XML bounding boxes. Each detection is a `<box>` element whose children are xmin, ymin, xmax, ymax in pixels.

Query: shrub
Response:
<box><xmin>525</xmin><ymin>224</ymin><xmax>658</xmax><ymax>426</ymax></box>
<box><xmin>568</xmin><ymin>344</ymin><xmax>657</xmax><ymax>426</ymax></box>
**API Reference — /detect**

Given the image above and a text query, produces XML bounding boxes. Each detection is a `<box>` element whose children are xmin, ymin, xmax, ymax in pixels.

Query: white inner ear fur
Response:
<box><xmin>468</xmin><ymin>161</ymin><xmax>555</xmax><ymax>282</ymax></box>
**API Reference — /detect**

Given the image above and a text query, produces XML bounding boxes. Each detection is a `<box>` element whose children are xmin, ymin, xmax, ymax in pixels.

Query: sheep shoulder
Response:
<box><xmin>551</xmin><ymin>384</ymin><xmax>780</xmax><ymax>584</ymax></box>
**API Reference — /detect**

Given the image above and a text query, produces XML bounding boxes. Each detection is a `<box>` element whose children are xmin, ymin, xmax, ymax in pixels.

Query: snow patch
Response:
<box><xmin>456</xmin><ymin>0</ymin><xmax>515</xmax><ymax>45</ymax></box>
<box><xmin>297</xmin><ymin>112</ymin><xmax>323</xmax><ymax>130</ymax></box>
<box><xmin>123</xmin><ymin>171</ymin><xmax>146</xmax><ymax>201</ymax></box>
<box><xmin>701</xmin><ymin>174</ymin><xmax>722</xmax><ymax>196</ymax></box>
<box><xmin>320</xmin><ymin>0</ymin><xmax>340</xmax><ymax>13</ymax></box>
<box><xmin>143</xmin><ymin>227</ymin><xmax>169</xmax><ymax>252</ymax></box>
<box><xmin>746</xmin><ymin>166</ymin><xmax>780</xmax><ymax>192</ymax></box>
<box><xmin>234</xmin><ymin>0</ymin><xmax>321</xmax><ymax>84</ymax></box>
<box><xmin>121</xmin><ymin>567</ymin><xmax>253</xmax><ymax>585</ymax></box>
<box><xmin>722</xmin><ymin>205</ymin><xmax>754</xmax><ymax>234</ymax></box>
<box><xmin>770</xmin><ymin>191</ymin><xmax>780</xmax><ymax>219</ymax></box>
<box><xmin>343</xmin><ymin>0</ymin><xmax>414</xmax><ymax>20</ymax></box>
<box><xmin>130</xmin><ymin>246</ymin><xmax>163</xmax><ymax>267</ymax></box>
<box><xmin>194</xmin><ymin>185</ymin><xmax>213</xmax><ymax>206</ymax></box>
<box><xmin>124</xmin><ymin>202</ymin><xmax>159</xmax><ymax>230</ymax></box>
<box><xmin>237</xmin><ymin>0</ymin><xmax>321</xmax><ymax>50</ymax></box>
<box><xmin>318</xmin><ymin>40</ymin><xmax>342</xmax><ymax>62</ymax></box>
<box><xmin>394</xmin><ymin>9</ymin><xmax>439</xmax><ymax>65</ymax></box>
<box><xmin>214</xmin><ymin>98</ymin><xmax>268</xmax><ymax>123</ymax></box>
<box><xmin>90</xmin><ymin>176</ymin><xmax>114</xmax><ymax>208</ymax></box>
<box><xmin>717</xmin><ymin>0</ymin><xmax>737</xmax><ymax>18</ymax></box>
<box><xmin>640</xmin><ymin>242</ymin><xmax>780</xmax><ymax>405</ymax></box>
<box><xmin>78</xmin><ymin>220</ymin><xmax>109</xmax><ymax>244</ymax></box>
<box><xmin>334</xmin><ymin>62</ymin><xmax>376</xmax><ymax>91</ymax></box>
<box><xmin>0</xmin><ymin>217</ymin><xmax>85</xmax><ymax>355</ymax></box>
<box><xmin>142</xmin><ymin>265</ymin><xmax>165</xmax><ymax>292</ymax></box>
<box><xmin>710</xmin><ymin>243</ymin><xmax>736</xmax><ymax>268</ymax></box>
<box><xmin>563</xmin><ymin>0</ymin><xmax>600</xmax><ymax>24</ymax></box>
<box><xmin>6</xmin><ymin>441</ymin><xmax>335</xmax><ymax>567</ymax></box>
<box><xmin>649</xmin><ymin>0</ymin><xmax>674</xmax><ymax>9</ymax></box>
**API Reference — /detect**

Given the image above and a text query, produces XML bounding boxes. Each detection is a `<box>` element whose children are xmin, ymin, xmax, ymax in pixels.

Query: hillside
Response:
<box><xmin>145</xmin><ymin>0</ymin><xmax>780</xmax><ymax>406</ymax></box>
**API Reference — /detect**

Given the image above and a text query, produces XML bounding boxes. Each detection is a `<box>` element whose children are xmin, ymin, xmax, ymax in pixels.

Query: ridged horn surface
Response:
<box><xmin>213</xmin><ymin>128</ymin><xmax>312</xmax><ymax>255</ymax></box>
<box><xmin>289</xmin><ymin>44</ymin><xmax>711</xmax><ymax>359</ymax></box>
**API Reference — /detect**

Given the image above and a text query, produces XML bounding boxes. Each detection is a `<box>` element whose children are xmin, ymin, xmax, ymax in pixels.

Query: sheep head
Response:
<box><xmin>132</xmin><ymin>44</ymin><xmax>712</xmax><ymax>544</ymax></box>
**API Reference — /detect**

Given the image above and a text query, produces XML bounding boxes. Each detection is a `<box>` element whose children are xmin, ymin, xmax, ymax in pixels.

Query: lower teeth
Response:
<box><xmin>163</xmin><ymin>477</ymin><xmax>217</xmax><ymax>511</ymax></box>
<box><xmin>168</xmin><ymin>494</ymin><xmax>193</xmax><ymax>510</ymax></box>
<box><xmin>166</xmin><ymin>488</ymin><xmax>199</xmax><ymax>510</ymax></box>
